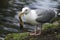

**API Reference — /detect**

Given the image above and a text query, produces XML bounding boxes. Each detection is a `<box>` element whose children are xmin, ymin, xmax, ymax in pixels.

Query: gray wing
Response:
<box><xmin>36</xmin><ymin>9</ymin><xmax>55</xmax><ymax>23</ymax></box>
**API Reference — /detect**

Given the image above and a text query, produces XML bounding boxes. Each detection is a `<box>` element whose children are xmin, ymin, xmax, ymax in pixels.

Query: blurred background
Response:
<box><xmin>0</xmin><ymin>0</ymin><xmax>60</xmax><ymax>40</ymax></box>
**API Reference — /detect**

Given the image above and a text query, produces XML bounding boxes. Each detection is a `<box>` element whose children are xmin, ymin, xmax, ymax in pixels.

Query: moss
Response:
<box><xmin>42</xmin><ymin>23</ymin><xmax>60</xmax><ymax>31</ymax></box>
<box><xmin>5</xmin><ymin>19</ymin><xmax>60</xmax><ymax>40</ymax></box>
<box><xmin>5</xmin><ymin>32</ymin><xmax>30</xmax><ymax>40</ymax></box>
<box><xmin>56</xmin><ymin>34</ymin><xmax>60</xmax><ymax>39</ymax></box>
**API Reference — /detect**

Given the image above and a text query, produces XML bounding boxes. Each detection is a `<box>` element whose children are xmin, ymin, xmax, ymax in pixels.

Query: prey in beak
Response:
<box><xmin>19</xmin><ymin>12</ymin><xmax>24</xmax><ymax>30</ymax></box>
<box><xmin>20</xmin><ymin>12</ymin><xmax>24</xmax><ymax>16</ymax></box>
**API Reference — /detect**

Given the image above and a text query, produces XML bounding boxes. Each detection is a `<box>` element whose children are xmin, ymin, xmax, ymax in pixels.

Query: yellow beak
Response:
<box><xmin>20</xmin><ymin>12</ymin><xmax>24</xmax><ymax>16</ymax></box>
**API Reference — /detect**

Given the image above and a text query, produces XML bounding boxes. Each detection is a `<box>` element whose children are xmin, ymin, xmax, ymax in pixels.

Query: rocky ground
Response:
<box><xmin>5</xmin><ymin>19</ymin><xmax>60</xmax><ymax>40</ymax></box>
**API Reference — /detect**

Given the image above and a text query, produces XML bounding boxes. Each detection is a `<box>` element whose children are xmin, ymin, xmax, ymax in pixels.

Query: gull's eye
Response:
<box><xmin>25</xmin><ymin>9</ymin><xmax>28</xmax><ymax>11</ymax></box>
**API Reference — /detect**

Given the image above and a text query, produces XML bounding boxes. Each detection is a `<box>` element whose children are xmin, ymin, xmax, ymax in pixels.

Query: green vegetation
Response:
<box><xmin>56</xmin><ymin>33</ymin><xmax>60</xmax><ymax>39</ymax></box>
<box><xmin>5</xmin><ymin>32</ymin><xmax>30</xmax><ymax>40</ymax></box>
<box><xmin>42</xmin><ymin>22</ymin><xmax>60</xmax><ymax>31</ymax></box>
<box><xmin>5</xmin><ymin>21</ymin><xmax>60</xmax><ymax>40</ymax></box>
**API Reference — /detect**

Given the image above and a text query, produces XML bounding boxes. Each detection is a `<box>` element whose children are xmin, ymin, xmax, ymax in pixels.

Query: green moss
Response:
<box><xmin>4</xmin><ymin>19</ymin><xmax>60</xmax><ymax>40</ymax></box>
<box><xmin>56</xmin><ymin>34</ymin><xmax>60</xmax><ymax>39</ymax></box>
<box><xmin>5</xmin><ymin>32</ymin><xmax>30</xmax><ymax>40</ymax></box>
<box><xmin>42</xmin><ymin>23</ymin><xmax>60</xmax><ymax>31</ymax></box>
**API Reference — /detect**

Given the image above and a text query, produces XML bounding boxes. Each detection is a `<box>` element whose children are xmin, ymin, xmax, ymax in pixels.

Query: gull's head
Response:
<box><xmin>20</xmin><ymin>7</ymin><xmax>30</xmax><ymax>16</ymax></box>
<box><xmin>22</xmin><ymin>7</ymin><xmax>30</xmax><ymax>14</ymax></box>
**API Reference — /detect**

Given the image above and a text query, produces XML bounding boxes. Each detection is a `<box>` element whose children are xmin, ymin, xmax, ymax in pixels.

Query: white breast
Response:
<box><xmin>24</xmin><ymin>10</ymin><xmax>38</xmax><ymax>25</ymax></box>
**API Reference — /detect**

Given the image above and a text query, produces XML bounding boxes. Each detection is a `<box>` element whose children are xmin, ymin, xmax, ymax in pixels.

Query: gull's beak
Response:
<box><xmin>20</xmin><ymin>12</ymin><xmax>24</xmax><ymax>16</ymax></box>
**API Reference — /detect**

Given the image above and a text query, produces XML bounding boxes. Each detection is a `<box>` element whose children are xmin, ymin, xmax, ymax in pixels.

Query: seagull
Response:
<box><xmin>19</xmin><ymin>7</ymin><xmax>57</xmax><ymax>36</ymax></box>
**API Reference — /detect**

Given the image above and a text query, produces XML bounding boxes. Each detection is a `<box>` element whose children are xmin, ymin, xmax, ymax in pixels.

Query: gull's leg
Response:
<box><xmin>29</xmin><ymin>25</ymin><xmax>38</xmax><ymax>36</ymax></box>
<box><xmin>30</xmin><ymin>24</ymin><xmax>42</xmax><ymax>36</ymax></box>
<box><xmin>38</xmin><ymin>23</ymin><xmax>42</xmax><ymax>35</ymax></box>
<box><xmin>34</xmin><ymin>24</ymin><xmax>42</xmax><ymax>36</ymax></box>
<box><xmin>37</xmin><ymin>25</ymin><xmax>42</xmax><ymax>35</ymax></box>
<box><xmin>30</xmin><ymin>25</ymin><xmax>42</xmax><ymax>36</ymax></box>
<box><xmin>34</xmin><ymin>25</ymin><xmax>37</xmax><ymax>35</ymax></box>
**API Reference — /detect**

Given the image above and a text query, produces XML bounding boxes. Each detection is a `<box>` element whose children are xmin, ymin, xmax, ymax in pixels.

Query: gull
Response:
<box><xmin>19</xmin><ymin>7</ymin><xmax>56</xmax><ymax>36</ymax></box>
